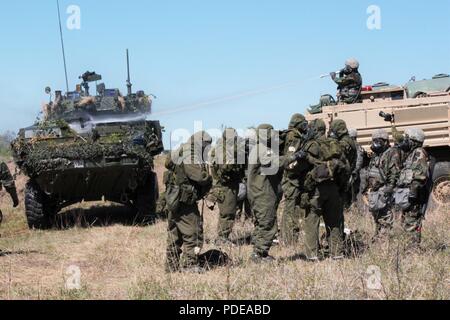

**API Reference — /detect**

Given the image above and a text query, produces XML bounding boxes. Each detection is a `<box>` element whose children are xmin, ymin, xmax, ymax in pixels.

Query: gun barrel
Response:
<box><xmin>126</xmin><ymin>49</ymin><xmax>132</xmax><ymax>95</ymax></box>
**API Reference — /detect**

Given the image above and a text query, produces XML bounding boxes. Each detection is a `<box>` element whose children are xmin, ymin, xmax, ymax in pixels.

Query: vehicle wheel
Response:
<box><xmin>24</xmin><ymin>182</ymin><xmax>54</xmax><ymax>230</ymax></box>
<box><xmin>134</xmin><ymin>172</ymin><xmax>158</xmax><ymax>224</ymax></box>
<box><xmin>427</xmin><ymin>162</ymin><xmax>450</xmax><ymax>213</ymax></box>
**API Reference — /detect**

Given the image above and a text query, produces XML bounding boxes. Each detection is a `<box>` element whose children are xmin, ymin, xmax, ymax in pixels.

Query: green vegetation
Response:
<box><xmin>0</xmin><ymin>131</ymin><xmax>15</xmax><ymax>158</ymax></box>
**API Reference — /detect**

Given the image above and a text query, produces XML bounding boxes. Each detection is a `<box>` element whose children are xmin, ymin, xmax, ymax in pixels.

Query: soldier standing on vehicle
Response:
<box><xmin>0</xmin><ymin>162</ymin><xmax>19</xmax><ymax>227</ymax></box>
<box><xmin>394</xmin><ymin>128</ymin><xmax>430</xmax><ymax>246</ymax></box>
<box><xmin>363</xmin><ymin>130</ymin><xmax>402</xmax><ymax>241</ymax></box>
<box><xmin>330</xmin><ymin>58</ymin><xmax>363</xmax><ymax>104</ymax></box>
<box><xmin>280</xmin><ymin>113</ymin><xmax>308</xmax><ymax>245</ymax></box>
<box><xmin>329</xmin><ymin>120</ymin><xmax>357</xmax><ymax>208</ymax></box>
<box><xmin>301</xmin><ymin>119</ymin><xmax>347</xmax><ymax>260</ymax></box>
<box><xmin>211</xmin><ymin>128</ymin><xmax>246</xmax><ymax>246</ymax></box>
<box><xmin>164</xmin><ymin>131</ymin><xmax>213</xmax><ymax>273</ymax></box>
<box><xmin>247</xmin><ymin>124</ymin><xmax>305</xmax><ymax>262</ymax></box>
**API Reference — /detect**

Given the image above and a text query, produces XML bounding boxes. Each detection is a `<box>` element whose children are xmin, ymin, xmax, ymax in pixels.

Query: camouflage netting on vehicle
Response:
<box><xmin>13</xmin><ymin>138</ymin><xmax>155</xmax><ymax>177</ymax></box>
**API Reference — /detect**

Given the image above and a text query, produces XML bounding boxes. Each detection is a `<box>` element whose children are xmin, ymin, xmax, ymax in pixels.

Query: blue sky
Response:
<box><xmin>1</xmin><ymin>0</ymin><xmax>449</xmax><ymax>147</ymax></box>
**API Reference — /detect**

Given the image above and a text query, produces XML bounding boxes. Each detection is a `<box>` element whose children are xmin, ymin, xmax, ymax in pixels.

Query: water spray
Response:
<box><xmin>151</xmin><ymin>74</ymin><xmax>328</xmax><ymax>117</ymax></box>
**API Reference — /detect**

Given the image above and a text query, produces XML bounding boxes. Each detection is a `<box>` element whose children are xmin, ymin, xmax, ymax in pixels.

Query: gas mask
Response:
<box><xmin>371</xmin><ymin>138</ymin><xmax>387</xmax><ymax>154</ymax></box>
<box><xmin>328</xmin><ymin>130</ymin><xmax>338</xmax><ymax>140</ymax></box>
<box><xmin>342</xmin><ymin>65</ymin><xmax>353</xmax><ymax>75</ymax></box>
<box><xmin>297</xmin><ymin>121</ymin><xmax>308</xmax><ymax>134</ymax></box>
<box><xmin>398</xmin><ymin>136</ymin><xmax>412</xmax><ymax>152</ymax></box>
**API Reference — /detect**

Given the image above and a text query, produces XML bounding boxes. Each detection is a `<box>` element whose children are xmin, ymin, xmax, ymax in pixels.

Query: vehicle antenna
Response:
<box><xmin>56</xmin><ymin>0</ymin><xmax>70</xmax><ymax>93</ymax></box>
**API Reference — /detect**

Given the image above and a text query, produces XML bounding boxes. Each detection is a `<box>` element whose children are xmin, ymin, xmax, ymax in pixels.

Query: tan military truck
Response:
<box><xmin>305</xmin><ymin>74</ymin><xmax>450</xmax><ymax>211</ymax></box>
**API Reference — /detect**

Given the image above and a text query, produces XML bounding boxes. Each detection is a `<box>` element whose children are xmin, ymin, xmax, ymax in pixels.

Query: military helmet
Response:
<box><xmin>192</xmin><ymin>131</ymin><xmax>212</xmax><ymax>144</ymax></box>
<box><xmin>330</xmin><ymin>119</ymin><xmax>349</xmax><ymax>138</ymax></box>
<box><xmin>223</xmin><ymin>127</ymin><xmax>237</xmax><ymax>139</ymax></box>
<box><xmin>289</xmin><ymin>113</ymin><xmax>306</xmax><ymax>129</ymax></box>
<box><xmin>345</xmin><ymin>58</ymin><xmax>360</xmax><ymax>69</ymax></box>
<box><xmin>372</xmin><ymin>129</ymin><xmax>389</xmax><ymax>141</ymax></box>
<box><xmin>257</xmin><ymin>123</ymin><xmax>274</xmax><ymax>131</ymax></box>
<box><xmin>405</xmin><ymin>128</ymin><xmax>425</xmax><ymax>143</ymax></box>
<box><xmin>257</xmin><ymin>124</ymin><xmax>274</xmax><ymax>141</ymax></box>
<box><xmin>310</xmin><ymin>119</ymin><xmax>326</xmax><ymax>135</ymax></box>
<box><xmin>348</xmin><ymin>128</ymin><xmax>358</xmax><ymax>139</ymax></box>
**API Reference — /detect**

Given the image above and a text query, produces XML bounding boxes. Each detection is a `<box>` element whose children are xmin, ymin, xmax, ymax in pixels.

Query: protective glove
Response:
<box><xmin>287</xmin><ymin>150</ymin><xmax>306</xmax><ymax>166</ymax></box>
<box><xmin>330</xmin><ymin>72</ymin><xmax>337</xmax><ymax>80</ymax></box>
<box><xmin>293</xmin><ymin>150</ymin><xmax>307</xmax><ymax>161</ymax></box>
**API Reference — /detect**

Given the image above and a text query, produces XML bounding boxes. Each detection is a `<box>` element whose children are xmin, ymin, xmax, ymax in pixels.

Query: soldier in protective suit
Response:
<box><xmin>164</xmin><ymin>132</ymin><xmax>213</xmax><ymax>273</ymax></box>
<box><xmin>348</xmin><ymin>129</ymin><xmax>367</xmax><ymax>203</ymax></box>
<box><xmin>0</xmin><ymin>162</ymin><xmax>19</xmax><ymax>226</ymax></box>
<box><xmin>300</xmin><ymin>119</ymin><xmax>347</xmax><ymax>260</ymax></box>
<box><xmin>247</xmin><ymin>124</ymin><xmax>304</xmax><ymax>262</ymax></box>
<box><xmin>280</xmin><ymin>114</ymin><xmax>308</xmax><ymax>245</ymax></box>
<box><xmin>330</xmin><ymin>58</ymin><xmax>363</xmax><ymax>104</ymax></box>
<box><xmin>329</xmin><ymin>119</ymin><xmax>357</xmax><ymax>208</ymax></box>
<box><xmin>210</xmin><ymin>128</ymin><xmax>246</xmax><ymax>245</ymax></box>
<box><xmin>394</xmin><ymin>128</ymin><xmax>430</xmax><ymax>246</ymax></box>
<box><xmin>363</xmin><ymin>129</ymin><xmax>402</xmax><ymax>240</ymax></box>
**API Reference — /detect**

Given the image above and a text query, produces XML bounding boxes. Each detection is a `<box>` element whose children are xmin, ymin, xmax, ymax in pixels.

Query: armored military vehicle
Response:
<box><xmin>305</xmin><ymin>73</ymin><xmax>450</xmax><ymax>211</ymax></box>
<box><xmin>12</xmin><ymin>69</ymin><xmax>164</xmax><ymax>229</ymax></box>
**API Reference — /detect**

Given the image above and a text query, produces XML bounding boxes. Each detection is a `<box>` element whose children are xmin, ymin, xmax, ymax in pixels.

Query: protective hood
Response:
<box><xmin>288</xmin><ymin>113</ymin><xmax>306</xmax><ymax>131</ymax></box>
<box><xmin>330</xmin><ymin>119</ymin><xmax>348</xmax><ymax>139</ymax></box>
<box><xmin>309</xmin><ymin>119</ymin><xmax>326</xmax><ymax>139</ymax></box>
<box><xmin>178</xmin><ymin>131</ymin><xmax>212</xmax><ymax>164</ymax></box>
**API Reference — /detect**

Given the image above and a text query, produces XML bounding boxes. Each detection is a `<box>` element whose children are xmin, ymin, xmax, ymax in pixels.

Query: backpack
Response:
<box><xmin>309</xmin><ymin>138</ymin><xmax>346</xmax><ymax>184</ymax></box>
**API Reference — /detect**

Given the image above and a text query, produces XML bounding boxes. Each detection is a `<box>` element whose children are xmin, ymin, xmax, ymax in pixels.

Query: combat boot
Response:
<box><xmin>250</xmin><ymin>252</ymin><xmax>275</xmax><ymax>264</ymax></box>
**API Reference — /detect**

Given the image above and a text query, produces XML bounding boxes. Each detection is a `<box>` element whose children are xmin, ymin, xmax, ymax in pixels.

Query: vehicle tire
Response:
<box><xmin>24</xmin><ymin>181</ymin><xmax>53</xmax><ymax>230</ymax></box>
<box><xmin>427</xmin><ymin>161</ymin><xmax>450</xmax><ymax>213</ymax></box>
<box><xmin>134</xmin><ymin>172</ymin><xmax>158</xmax><ymax>224</ymax></box>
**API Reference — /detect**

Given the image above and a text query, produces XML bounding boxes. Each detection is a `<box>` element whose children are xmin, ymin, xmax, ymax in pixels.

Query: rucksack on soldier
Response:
<box><xmin>309</xmin><ymin>138</ymin><xmax>344</xmax><ymax>183</ymax></box>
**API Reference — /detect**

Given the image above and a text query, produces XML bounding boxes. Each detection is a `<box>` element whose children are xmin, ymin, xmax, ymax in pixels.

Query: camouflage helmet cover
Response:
<box><xmin>372</xmin><ymin>129</ymin><xmax>389</xmax><ymax>141</ymax></box>
<box><xmin>288</xmin><ymin>113</ymin><xmax>306</xmax><ymax>129</ymax></box>
<box><xmin>330</xmin><ymin>119</ymin><xmax>349</xmax><ymax>138</ymax></box>
<box><xmin>310</xmin><ymin>119</ymin><xmax>326</xmax><ymax>135</ymax></box>
<box><xmin>405</xmin><ymin>128</ymin><xmax>425</xmax><ymax>143</ymax></box>
<box><xmin>348</xmin><ymin>128</ymin><xmax>358</xmax><ymax>139</ymax></box>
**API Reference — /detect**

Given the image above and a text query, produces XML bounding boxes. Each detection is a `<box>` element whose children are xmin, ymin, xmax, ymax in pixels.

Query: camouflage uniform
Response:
<box><xmin>364</xmin><ymin>130</ymin><xmax>402</xmax><ymax>238</ymax></box>
<box><xmin>395</xmin><ymin>129</ymin><xmax>430</xmax><ymax>245</ymax></box>
<box><xmin>165</xmin><ymin>132</ymin><xmax>213</xmax><ymax>273</ymax></box>
<box><xmin>329</xmin><ymin>120</ymin><xmax>357</xmax><ymax>207</ymax></box>
<box><xmin>211</xmin><ymin>129</ymin><xmax>246</xmax><ymax>243</ymax></box>
<box><xmin>280</xmin><ymin>114</ymin><xmax>308</xmax><ymax>245</ymax></box>
<box><xmin>247</xmin><ymin>124</ymin><xmax>296</xmax><ymax>260</ymax></box>
<box><xmin>301</xmin><ymin>120</ymin><xmax>346</xmax><ymax>260</ymax></box>
<box><xmin>331</xmin><ymin>58</ymin><xmax>362</xmax><ymax>104</ymax></box>
<box><xmin>0</xmin><ymin>162</ymin><xmax>19</xmax><ymax>225</ymax></box>
<box><xmin>349</xmin><ymin>129</ymin><xmax>367</xmax><ymax>202</ymax></box>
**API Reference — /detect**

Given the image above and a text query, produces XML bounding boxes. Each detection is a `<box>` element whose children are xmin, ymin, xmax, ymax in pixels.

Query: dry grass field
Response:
<box><xmin>0</xmin><ymin>156</ymin><xmax>449</xmax><ymax>300</ymax></box>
